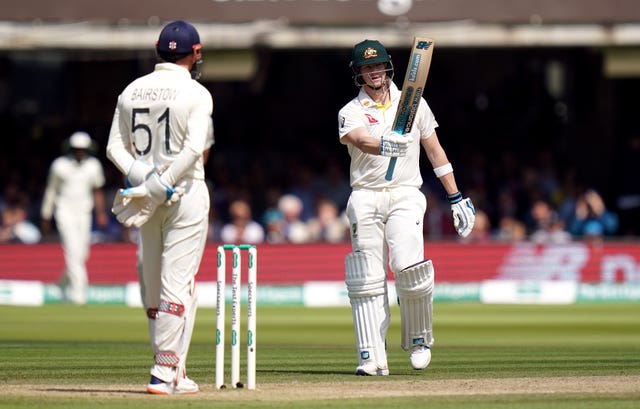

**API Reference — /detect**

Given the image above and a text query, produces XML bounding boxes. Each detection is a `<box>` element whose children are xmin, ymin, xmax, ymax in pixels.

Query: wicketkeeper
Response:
<box><xmin>338</xmin><ymin>39</ymin><xmax>475</xmax><ymax>375</ymax></box>
<box><xmin>106</xmin><ymin>20</ymin><xmax>213</xmax><ymax>394</ymax></box>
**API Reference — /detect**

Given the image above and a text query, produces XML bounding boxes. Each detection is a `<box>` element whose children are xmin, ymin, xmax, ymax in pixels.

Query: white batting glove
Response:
<box><xmin>379</xmin><ymin>131</ymin><xmax>413</xmax><ymax>157</ymax></box>
<box><xmin>448</xmin><ymin>192</ymin><xmax>476</xmax><ymax>238</ymax></box>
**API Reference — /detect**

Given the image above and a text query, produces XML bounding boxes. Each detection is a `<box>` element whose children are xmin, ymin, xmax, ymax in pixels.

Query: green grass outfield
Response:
<box><xmin>1</xmin><ymin>303</ymin><xmax>640</xmax><ymax>408</ymax></box>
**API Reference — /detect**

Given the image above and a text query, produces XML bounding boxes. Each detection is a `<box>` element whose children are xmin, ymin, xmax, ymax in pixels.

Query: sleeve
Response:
<box><xmin>91</xmin><ymin>159</ymin><xmax>106</xmax><ymax>189</ymax></box>
<box><xmin>161</xmin><ymin>86</ymin><xmax>213</xmax><ymax>186</ymax></box>
<box><xmin>205</xmin><ymin>117</ymin><xmax>214</xmax><ymax>150</ymax></box>
<box><xmin>417</xmin><ymin>98</ymin><xmax>439</xmax><ymax>139</ymax></box>
<box><xmin>106</xmin><ymin>95</ymin><xmax>135</xmax><ymax>176</ymax></box>
<box><xmin>184</xmin><ymin>85</ymin><xmax>213</xmax><ymax>154</ymax></box>
<box><xmin>40</xmin><ymin>162</ymin><xmax>59</xmax><ymax>220</ymax></box>
<box><xmin>338</xmin><ymin>103</ymin><xmax>365</xmax><ymax>140</ymax></box>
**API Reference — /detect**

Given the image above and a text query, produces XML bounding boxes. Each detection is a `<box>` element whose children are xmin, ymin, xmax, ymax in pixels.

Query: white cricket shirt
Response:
<box><xmin>338</xmin><ymin>82</ymin><xmax>438</xmax><ymax>189</ymax></box>
<box><xmin>107</xmin><ymin>63</ymin><xmax>213</xmax><ymax>181</ymax></box>
<box><xmin>41</xmin><ymin>155</ymin><xmax>105</xmax><ymax>219</ymax></box>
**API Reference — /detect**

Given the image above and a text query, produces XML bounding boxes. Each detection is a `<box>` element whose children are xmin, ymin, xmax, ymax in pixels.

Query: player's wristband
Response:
<box><xmin>433</xmin><ymin>163</ymin><xmax>453</xmax><ymax>178</ymax></box>
<box><xmin>447</xmin><ymin>192</ymin><xmax>463</xmax><ymax>204</ymax></box>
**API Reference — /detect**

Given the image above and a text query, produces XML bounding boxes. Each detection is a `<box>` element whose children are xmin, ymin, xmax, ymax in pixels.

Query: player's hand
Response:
<box><xmin>379</xmin><ymin>131</ymin><xmax>413</xmax><ymax>157</ymax></box>
<box><xmin>120</xmin><ymin>172</ymin><xmax>176</xmax><ymax>206</ymax></box>
<box><xmin>448</xmin><ymin>193</ymin><xmax>476</xmax><ymax>238</ymax></box>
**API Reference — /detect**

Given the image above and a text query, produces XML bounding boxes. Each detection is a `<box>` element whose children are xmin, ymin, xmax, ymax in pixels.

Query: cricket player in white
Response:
<box><xmin>338</xmin><ymin>40</ymin><xmax>476</xmax><ymax>375</ymax></box>
<box><xmin>107</xmin><ymin>20</ymin><xmax>213</xmax><ymax>395</ymax></box>
<box><xmin>41</xmin><ymin>131</ymin><xmax>108</xmax><ymax>305</ymax></box>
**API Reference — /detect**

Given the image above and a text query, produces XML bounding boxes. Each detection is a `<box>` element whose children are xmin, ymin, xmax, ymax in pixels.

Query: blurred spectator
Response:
<box><xmin>527</xmin><ymin>199</ymin><xmax>571</xmax><ymax>244</ymax></box>
<box><xmin>262</xmin><ymin>187</ymin><xmax>285</xmax><ymax>243</ymax></box>
<box><xmin>568</xmin><ymin>189</ymin><xmax>619</xmax><ymax>239</ymax></box>
<box><xmin>307</xmin><ymin>198</ymin><xmax>348</xmax><ymax>243</ymax></box>
<box><xmin>422</xmin><ymin>188</ymin><xmax>456</xmax><ymax>239</ymax></box>
<box><xmin>220</xmin><ymin>199</ymin><xmax>265</xmax><ymax>244</ymax></box>
<box><xmin>287</xmin><ymin>164</ymin><xmax>316</xmax><ymax>222</ymax></box>
<box><xmin>313</xmin><ymin>159</ymin><xmax>351</xmax><ymax>211</ymax></box>
<box><xmin>495</xmin><ymin>216</ymin><xmax>527</xmax><ymax>242</ymax></box>
<box><xmin>278</xmin><ymin>193</ymin><xmax>311</xmax><ymax>243</ymax></box>
<box><xmin>0</xmin><ymin>197</ymin><xmax>41</xmax><ymax>244</ymax></box>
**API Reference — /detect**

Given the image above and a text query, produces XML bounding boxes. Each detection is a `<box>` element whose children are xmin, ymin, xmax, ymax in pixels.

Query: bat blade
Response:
<box><xmin>384</xmin><ymin>37</ymin><xmax>434</xmax><ymax>181</ymax></box>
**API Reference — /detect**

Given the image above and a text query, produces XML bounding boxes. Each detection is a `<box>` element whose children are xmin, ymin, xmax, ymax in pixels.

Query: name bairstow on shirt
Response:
<box><xmin>130</xmin><ymin>88</ymin><xmax>179</xmax><ymax>101</ymax></box>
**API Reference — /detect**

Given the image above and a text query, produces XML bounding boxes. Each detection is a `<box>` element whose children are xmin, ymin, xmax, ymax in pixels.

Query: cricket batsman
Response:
<box><xmin>106</xmin><ymin>20</ymin><xmax>213</xmax><ymax>394</ymax></box>
<box><xmin>338</xmin><ymin>39</ymin><xmax>475</xmax><ymax>375</ymax></box>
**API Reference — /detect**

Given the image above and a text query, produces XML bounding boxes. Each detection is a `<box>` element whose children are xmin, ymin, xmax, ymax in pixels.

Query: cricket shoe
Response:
<box><xmin>409</xmin><ymin>345</ymin><xmax>431</xmax><ymax>370</ymax></box>
<box><xmin>355</xmin><ymin>360</ymin><xmax>390</xmax><ymax>376</ymax></box>
<box><xmin>146</xmin><ymin>375</ymin><xmax>199</xmax><ymax>395</ymax></box>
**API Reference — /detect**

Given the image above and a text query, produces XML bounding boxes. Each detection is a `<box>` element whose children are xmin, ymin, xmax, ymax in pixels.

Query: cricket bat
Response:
<box><xmin>384</xmin><ymin>36</ymin><xmax>434</xmax><ymax>181</ymax></box>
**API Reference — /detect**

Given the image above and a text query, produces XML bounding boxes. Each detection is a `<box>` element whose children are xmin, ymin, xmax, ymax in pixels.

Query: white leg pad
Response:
<box><xmin>395</xmin><ymin>259</ymin><xmax>435</xmax><ymax>350</ymax></box>
<box><xmin>345</xmin><ymin>252</ymin><xmax>389</xmax><ymax>369</ymax></box>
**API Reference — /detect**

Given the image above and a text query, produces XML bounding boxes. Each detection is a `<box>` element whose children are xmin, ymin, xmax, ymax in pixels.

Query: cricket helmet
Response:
<box><xmin>156</xmin><ymin>20</ymin><xmax>201</xmax><ymax>55</ymax></box>
<box><xmin>350</xmin><ymin>39</ymin><xmax>392</xmax><ymax>68</ymax></box>
<box><xmin>156</xmin><ymin>20</ymin><xmax>203</xmax><ymax>79</ymax></box>
<box><xmin>349</xmin><ymin>39</ymin><xmax>394</xmax><ymax>87</ymax></box>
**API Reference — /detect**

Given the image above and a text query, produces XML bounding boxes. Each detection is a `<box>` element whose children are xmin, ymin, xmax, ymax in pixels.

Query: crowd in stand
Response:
<box><xmin>3</xmin><ymin>139</ymin><xmax>637</xmax><ymax>246</ymax></box>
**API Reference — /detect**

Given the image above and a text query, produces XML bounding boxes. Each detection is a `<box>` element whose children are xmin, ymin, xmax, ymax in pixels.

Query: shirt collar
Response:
<box><xmin>154</xmin><ymin>62</ymin><xmax>192</xmax><ymax>78</ymax></box>
<box><xmin>357</xmin><ymin>82</ymin><xmax>400</xmax><ymax>109</ymax></box>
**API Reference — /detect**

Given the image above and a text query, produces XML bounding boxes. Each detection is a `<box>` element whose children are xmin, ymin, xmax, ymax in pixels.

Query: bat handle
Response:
<box><xmin>385</xmin><ymin>158</ymin><xmax>397</xmax><ymax>181</ymax></box>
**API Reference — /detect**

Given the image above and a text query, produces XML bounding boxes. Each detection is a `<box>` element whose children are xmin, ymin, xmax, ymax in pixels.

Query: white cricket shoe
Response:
<box><xmin>355</xmin><ymin>360</ymin><xmax>390</xmax><ymax>376</ymax></box>
<box><xmin>146</xmin><ymin>375</ymin><xmax>199</xmax><ymax>395</ymax></box>
<box><xmin>409</xmin><ymin>345</ymin><xmax>431</xmax><ymax>370</ymax></box>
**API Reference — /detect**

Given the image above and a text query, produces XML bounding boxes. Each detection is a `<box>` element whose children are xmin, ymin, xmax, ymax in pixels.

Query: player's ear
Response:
<box><xmin>192</xmin><ymin>44</ymin><xmax>202</xmax><ymax>59</ymax></box>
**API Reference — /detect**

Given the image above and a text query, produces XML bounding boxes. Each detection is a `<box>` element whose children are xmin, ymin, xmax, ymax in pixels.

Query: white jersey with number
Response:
<box><xmin>107</xmin><ymin>63</ymin><xmax>213</xmax><ymax>179</ymax></box>
<box><xmin>106</xmin><ymin>61</ymin><xmax>214</xmax><ymax>384</ymax></box>
<box><xmin>338</xmin><ymin>82</ymin><xmax>438</xmax><ymax>189</ymax></box>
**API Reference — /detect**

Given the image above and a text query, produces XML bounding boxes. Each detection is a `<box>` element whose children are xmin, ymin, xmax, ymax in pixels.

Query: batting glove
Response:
<box><xmin>448</xmin><ymin>192</ymin><xmax>476</xmax><ymax>238</ymax></box>
<box><xmin>379</xmin><ymin>131</ymin><xmax>413</xmax><ymax>157</ymax></box>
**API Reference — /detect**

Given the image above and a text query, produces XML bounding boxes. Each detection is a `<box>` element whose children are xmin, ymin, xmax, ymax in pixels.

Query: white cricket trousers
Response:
<box><xmin>138</xmin><ymin>179</ymin><xmax>210</xmax><ymax>382</ymax></box>
<box><xmin>55</xmin><ymin>207</ymin><xmax>92</xmax><ymax>304</ymax></box>
<box><xmin>346</xmin><ymin>186</ymin><xmax>427</xmax><ymax>273</ymax></box>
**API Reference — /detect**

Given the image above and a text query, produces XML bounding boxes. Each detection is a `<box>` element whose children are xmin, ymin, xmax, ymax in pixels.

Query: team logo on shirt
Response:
<box><xmin>364</xmin><ymin>114</ymin><xmax>378</xmax><ymax>124</ymax></box>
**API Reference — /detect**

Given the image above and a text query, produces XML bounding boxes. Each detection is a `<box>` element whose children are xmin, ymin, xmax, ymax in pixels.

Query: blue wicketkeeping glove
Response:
<box><xmin>120</xmin><ymin>172</ymin><xmax>176</xmax><ymax>205</ymax></box>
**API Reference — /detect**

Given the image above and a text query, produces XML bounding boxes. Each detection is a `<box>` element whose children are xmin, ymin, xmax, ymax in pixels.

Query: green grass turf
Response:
<box><xmin>1</xmin><ymin>303</ymin><xmax>639</xmax><ymax>408</ymax></box>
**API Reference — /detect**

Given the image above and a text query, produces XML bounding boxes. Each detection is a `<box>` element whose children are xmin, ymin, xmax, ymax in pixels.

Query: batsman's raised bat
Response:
<box><xmin>385</xmin><ymin>37</ymin><xmax>434</xmax><ymax>181</ymax></box>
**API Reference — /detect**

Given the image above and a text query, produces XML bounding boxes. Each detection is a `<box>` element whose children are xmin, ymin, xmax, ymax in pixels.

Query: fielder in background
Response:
<box><xmin>106</xmin><ymin>20</ymin><xmax>213</xmax><ymax>395</ymax></box>
<box><xmin>41</xmin><ymin>131</ymin><xmax>108</xmax><ymax>305</ymax></box>
<box><xmin>338</xmin><ymin>39</ymin><xmax>476</xmax><ymax>375</ymax></box>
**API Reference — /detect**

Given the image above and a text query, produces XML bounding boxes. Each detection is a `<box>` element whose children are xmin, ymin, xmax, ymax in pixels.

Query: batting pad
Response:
<box><xmin>345</xmin><ymin>251</ymin><xmax>387</xmax><ymax>297</ymax></box>
<box><xmin>395</xmin><ymin>259</ymin><xmax>434</xmax><ymax>350</ymax></box>
<box><xmin>351</xmin><ymin>295</ymin><xmax>389</xmax><ymax>368</ymax></box>
<box><xmin>345</xmin><ymin>251</ymin><xmax>389</xmax><ymax>368</ymax></box>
